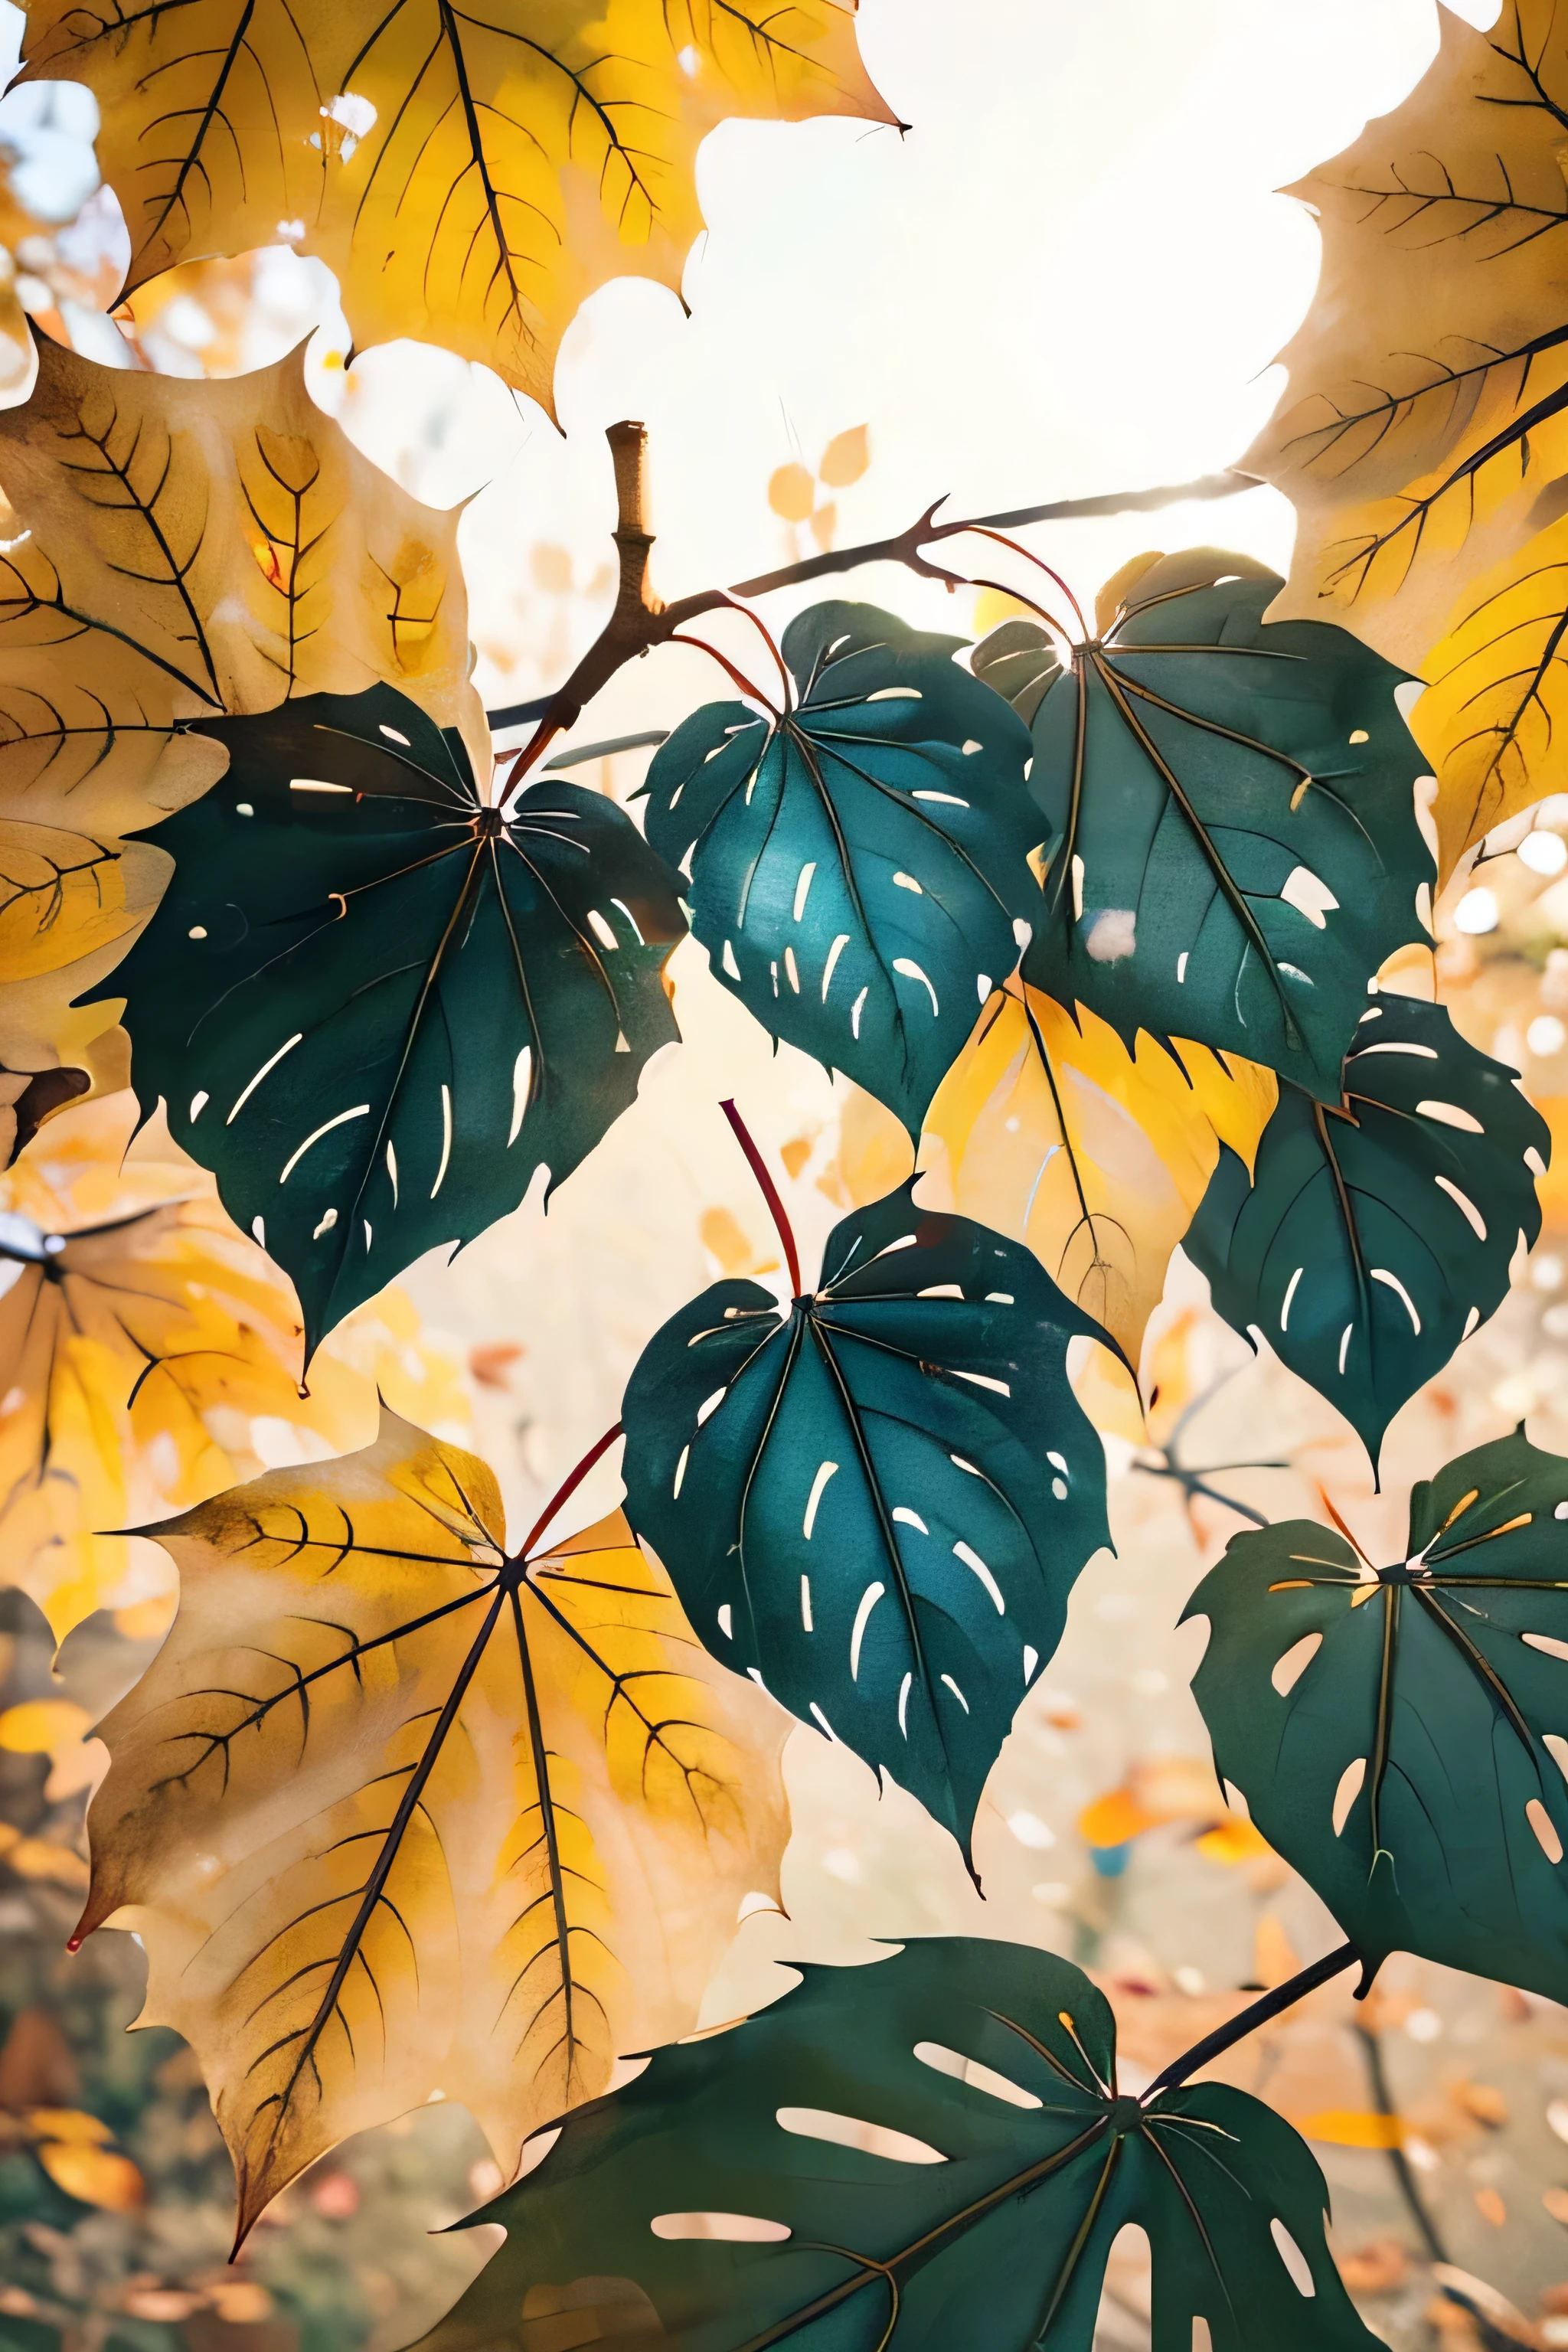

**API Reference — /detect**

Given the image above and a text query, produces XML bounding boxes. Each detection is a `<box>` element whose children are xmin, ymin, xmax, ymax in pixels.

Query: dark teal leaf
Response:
<box><xmin>621</xmin><ymin>1181</ymin><xmax>1108</xmax><ymax>1863</ymax></box>
<box><xmin>640</xmin><ymin>601</ymin><xmax>1041</xmax><ymax>1136</ymax></box>
<box><xmin>1013</xmin><ymin>551</ymin><xmax>1436</xmax><ymax>1102</ymax></box>
<box><xmin>93</xmin><ymin>684</ymin><xmax>684</xmax><ymax>1351</ymax></box>
<box><xmin>1185</xmin><ymin>995</ymin><xmax>1547</xmax><ymax>1463</ymax></box>
<box><xmin>412</xmin><ymin>1938</ymin><xmax>1378</xmax><ymax>2352</ymax></box>
<box><xmin>1187</xmin><ymin>1428</ymin><xmax>1568</xmax><ymax>2004</ymax></box>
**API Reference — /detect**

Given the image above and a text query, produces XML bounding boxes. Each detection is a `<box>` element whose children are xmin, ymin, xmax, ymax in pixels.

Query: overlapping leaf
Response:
<box><xmin>642</xmin><ymin>602</ymin><xmax>1041</xmax><ymax>1136</ymax></box>
<box><xmin>0</xmin><ymin>334</ymin><xmax>482</xmax><ymax>841</ymax></box>
<box><xmin>415</xmin><ymin>1937</ymin><xmax>1377</xmax><ymax>2352</ymax></box>
<box><xmin>0</xmin><ymin>1093</ymin><xmax>345</xmax><ymax>1641</ymax></box>
<box><xmin>1005</xmin><ymin>552</ymin><xmax>1436</xmax><ymax>1104</ymax></box>
<box><xmin>18</xmin><ymin>2</ymin><xmax>895</xmax><ymax>413</ymax></box>
<box><xmin>0</xmin><ymin>815</ymin><xmax>165</xmax><ymax>1156</ymax></box>
<box><xmin>78</xmin><ymin>1409</ymin><xmax>790</xmax><ymax>2241</ymax></box>
<box><xmin>100</xmin><ymin>682</ymin><xmax>686</xmax><ymax>1351</ymax></box>
<box><xmin>1187</xmin><ymin>1429</ymin><xmax>1568</xmax><ymax>2002</ymax></box>
<box><xmin>621</xmin><ymin>1180</ymin><xmax>1108</xmax><ymax>1863</ymax></box>
<box><xmin>1240</xmin><ymin>3</ymin><xmax>1568</xmax><ymax>873</ymax></box>
<box><xmin>1185</xmin><ymin>995</ymin><xmax>1547</xmax><ymax>1462</ymax></box>
<box><xmin>919</xmin><ymin>980</ymin><xmax>1276</xmax><ymax>1364</ymax></box>
<box><xmin>1243</xmin><ymin>0</ymin><xmax>1568</xmax><ymax>652</ymax></box>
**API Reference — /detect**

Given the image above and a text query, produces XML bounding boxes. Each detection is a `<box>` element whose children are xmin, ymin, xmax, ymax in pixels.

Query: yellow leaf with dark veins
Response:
<box><xmin>919</xmin><ymin>983</ymin><xmax>1276</xmax><ymax>1367</ymax></box>
<box><xmin>76</xmin><ymin>1408</ymin><xmax>790</xmax><ymax>2244</ymax></box>
<box><xmin>17</xmin><ymin>1</ymin><xmax>896</xmax><ymax>415</ymax></box>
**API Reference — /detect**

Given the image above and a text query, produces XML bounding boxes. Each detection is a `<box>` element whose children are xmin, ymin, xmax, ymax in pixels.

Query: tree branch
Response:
<box><xmin>488</xmin><ymin>432</ymin><xmax>1260</xmax><ymax>762</ymax></box>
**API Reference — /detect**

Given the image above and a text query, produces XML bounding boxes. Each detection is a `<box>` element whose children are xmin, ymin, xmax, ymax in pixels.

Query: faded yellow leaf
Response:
<box><xmin>24</xmin><ymin>2107</ymin><xmax>112</xmax><ymax>2145</ymax></box>
<box><xmin>78</xmin><ymin>1409</ymin><xmax>790</xmax><ymax>2242</ymax></box>
<box><xmin>918</xmin><ymin>984</ymin><xmax>1276</xmax><ymax>1365</ymax></box>
<box><xmin>0</xmin><ymin>1091</ymin><xmax>466</xmax><ymax>1641</ymax></box>
<box><xmin>768</xmin><ymin>462</ymin><xmax>816</xmax><ymax>525</ymax></box>
<box><xmin>0</xmin><ymin>335</ymin><xmax>482</xmax><ymax>842</ymax></box>
<box><xmin>1244</xmin><ymin>3</ymin><xmax>1568</xmax><ymax>671</ymax></box>
<box><xmin>36</xmin><ymin>2138</ymin><xmax>144</xmax><ymax>2209</ymax></box>
<box><xmin>0</xmin><ymin>1698</ymin><xmax>91</xmax><ymax>1753</ymax></box>
<box><xmin>20</xmin><ymin>2</ymin><xmax>893</xmax><ymax>413</ymax></box>
<box><xmin>1411</xmin><ymin>512</ymin><xmax>1568</xmax><ymax>878</ymax></box>
<box><xmin>818</xmin><ymin>425</ymin><xmax>870</xmax><ymax>488</ymax></box>
<box><xmin>818</xmin><ymin>1084</ymin><xmax>914</xmax><ymax>1211</ymax></box>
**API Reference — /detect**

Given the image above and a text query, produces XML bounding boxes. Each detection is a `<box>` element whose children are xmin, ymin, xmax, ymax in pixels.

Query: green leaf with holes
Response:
<box><xmin>1184</xmin><ymin>995</ymin><xmax>1546</xmax><ymax>1465</ymax></box>
<box><xmin>92</xmin><ymin>684</ymin><xmax>685</xmax><ymax>1352</ymax></box>
<box><xmin>639</xmin><ymin>601</ymin><xmax>1042</xmax><ymax>1137</ymax></box>
<box><xmin>1186</xmin><ymin>1429</ymin><xmax>1568</xmax><ymax>2003</ymax></box>
<box><xmin>620</xmin><ymin>1181</ymin><xmax>1109</xmax><ymax>1864</ymax></box>
<box><xmin>1004</xmin><ymin>550</ymin><xmax>1436</xmax><ymax>1102</ymax></box>
<box><xmin>410</xmin><ymin>1937</ymin><xmax>1379</xmax><ymax>2352</ymax></box>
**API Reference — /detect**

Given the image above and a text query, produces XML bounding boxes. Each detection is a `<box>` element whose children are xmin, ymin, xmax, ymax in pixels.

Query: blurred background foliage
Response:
<box><xmin>8</xmin><ymin>0</ymin><xmax>1568</xmax><ymax>2346</ymax></box>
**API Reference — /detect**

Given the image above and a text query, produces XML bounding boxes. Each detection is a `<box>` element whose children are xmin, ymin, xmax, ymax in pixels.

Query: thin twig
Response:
<box><xmin>485</xmin><ymin>434</ymin><xmax>1259</xmax><ymax>749</ymax></box>
<box><xmin>1354</xmin><ymin>2020</ymin><xmax>1449</xmax><ymax>2265</ymax></box>
<box><xmin>720</xmin><ymin>1098</ymin><xmax>802</xmax><ymax>1298</ymax></box>
<box><xmin>519</xmin><ymin>1419</ymin><xmax>624</xmax><ymax>1559</ymax></box>
<box><xmin>1142</xmin><ymin>1942</ymin><xmax>1361</xmax><ymax>2099</ymax></box>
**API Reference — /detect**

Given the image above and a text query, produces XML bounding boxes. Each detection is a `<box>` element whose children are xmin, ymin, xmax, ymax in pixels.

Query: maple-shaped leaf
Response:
<box><xmin>18</xmin><ymin>2</ymin><xmax>897</xmax><ymax>414</ymax></box>
<box><xmin>76</xmin><ymin>1409</ymin><xmax>790</xmax><ymax>2243</ymax></box>
<box><xmin>414</xmin><ymin>1939</ymin><xmax>1378</xmax><ymax>2352</ymax></box>
<box><xmin>0</xmin><ymin>1093</ymin><xmax>354</xmax><ymax>1642</ymax></box>
<box><xmin>622</xmin><ymin>1180</ymin><xmax>1108</xmax><ymax>1864</ymax></box>
<box><xmin>1240</xmin><ymin>3</ymin><xmax>1568</xmax><ymax>874</ymax></box>
<box><xmin>919</xmin><ymin>982</ymin><xmax>1276</xmax><ymax>1367</ymax></box>
<box><xmin>101</xmin><ymin>681</ymin><xmax>686</xmax><ymax>1352</ymax></box>
<box><xmin>0</xmin><ymin>333</ymin><xmax>482</xmax><ymax>844</ymax></box>
<box><xmin>988</xmin><ymin>554</ymin><xmax>1436</xmax><ymax>1106</ymax></box>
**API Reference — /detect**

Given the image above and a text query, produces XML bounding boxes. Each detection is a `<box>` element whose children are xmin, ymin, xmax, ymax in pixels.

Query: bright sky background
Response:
<box><xmin>322</xmin><ymin>0</ymin><xmax>1501</xmax><ymax>741</ymax></box>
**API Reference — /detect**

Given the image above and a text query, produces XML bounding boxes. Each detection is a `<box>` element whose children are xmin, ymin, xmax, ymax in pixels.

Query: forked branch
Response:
<box><xmin>495</xmin><ymin>424</ymin><xmax>1259</xmax><ymax>782</ymax></box>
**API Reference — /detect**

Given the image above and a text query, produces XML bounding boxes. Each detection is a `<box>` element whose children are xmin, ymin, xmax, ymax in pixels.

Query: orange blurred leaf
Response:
<box><xmin>1078</xmin><ymin>1788</ymin><xmax>1158</xmax><ymax>1847</ymax></box>
<box><xmin>1294</xmin><ymin>2108</ymin><xmax>1403</xmax><ymax>2151</ymax></box>
<box><xmin>818</xmin><ymin>426</ymin><xmax>870</xmax><ymax>488</ymax></box>
<box><xmin>36</xmin><ymin>2138</ymin><xmax>143</xmax><ymax>2209</ymax></box>
<box><xmin>768</xmin><ymin>462</ymin><xmax>816</xmax><ymax>524</ymax></box>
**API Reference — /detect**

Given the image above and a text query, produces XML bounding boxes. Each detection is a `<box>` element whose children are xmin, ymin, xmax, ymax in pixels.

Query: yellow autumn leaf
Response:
<box><xmin>1410</xmin><ymin>512</ymin><xmax>1568</xmax><ymax>879</ymax></box>
<box><xmin>24</xmin><ymin>2107</ymin><xmax>113</xmax><ymax>2145</ymax></box>
<box><xmin>918</xmin><ymin>984</ymin><xmax>1276</xmax><ymax>1366</ymax></box>
<box><xmin>77</xmin><ymin>1408</ymin><xmax>790</xmax><ymax>2243</ymax></box>
<box><xmin>0</xmin><ymin>1698</ymin><xmax>91</xmax><ymax>1753</ymax></box>
<box><xmin>0</xmin><ymin>1091</ymin><xmax>464</xmax><ymax>1641</ymax></box>
<box><xmin>19</xmin><ymin>2</ymin><xmax>895</xmax><ymax>414</ymax></box>
<box><xmin>0</xmin><ymin>333</ymin><xmax>483</xmax><ymax>844</ymax></box>
<box><xmin>1243</xmin><ymin>2</ymin><xmax>1568</xmax><ymax>677</ymax></box>
<box><xmin>36</xmin><ymin>2138</ymin><xmax>145</xmax><ymax>2209</ymax></box>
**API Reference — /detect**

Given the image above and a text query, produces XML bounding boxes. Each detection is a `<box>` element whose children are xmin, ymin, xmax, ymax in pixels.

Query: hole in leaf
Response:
<box><xmin>913</xmin><ymin>2043</ymin><xmax>1041</xmax><ymax>2110</ymax></box>
<box><xmin>1271</xmin><ymin>1633</ymin><xmax>1321</xmax><ymax>1697</ymax></box>
<box><xmin>1544</xmin><ymin>1734</ymin><xmax>1568</xmax><ymax>1787</ymax></box>
<box><xmin>651</xmin><ymin>2213</ymin><xmax>789</xmax><ymax>2242</ymax></box>
<box><xmin>1528</xmin><ymin>1798</ymin><xmax>1563</xmax><ymax>1864</ymax></box>
<box><xmin>1270</xmin><ymin>2216</ymin><xmax>1315</xmax><ymax>2295</ymax></box>
<box><xmin>1332</xmin><ymin>1758</ymin><xmax>1366</xmax><ymax>1836</ymax></box>
<box><xmin>776</xmin><ymin>2108</ymin><xmax>946</xmax><ymax>2164</ymax></box>
<box><xmin>1525</xmin><ymin>1634</ymin><xmax>1568</xmax><ymax>1663</ymax></box>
